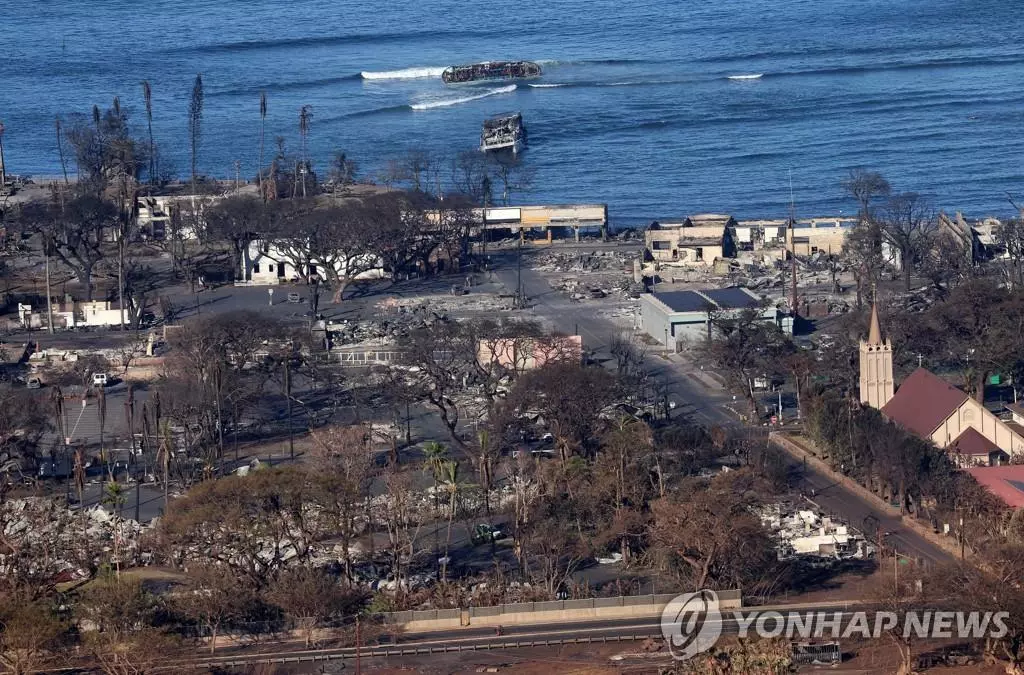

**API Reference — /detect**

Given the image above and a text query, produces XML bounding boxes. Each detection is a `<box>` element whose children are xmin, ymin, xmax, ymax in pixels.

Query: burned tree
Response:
<box><xmin>695</xmin><ymin>306</ymin><xmax>793</xmax><ymax>420</ymax></box>
<box><xmin>204</xmin><ymin>195</ymin><xmax>267</xmax><ymax>282</ymax></box>
<box><xmin>266</xmin><ymin>199</ymin><xmax>380</xmax><ymax>303</ymax></box>
<box><xmin>19</xmin><ymin>188</ymin><xmax>117</xmax><ymax>301</ymax></box>
<box><xmin>878</xmin><ymin>192</ymin><xmax>935</xmax><ymax>291</ymax></box>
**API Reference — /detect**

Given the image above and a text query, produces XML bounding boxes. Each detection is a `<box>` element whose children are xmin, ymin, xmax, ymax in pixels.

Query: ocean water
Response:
<box><xmin>3</xmin><ymin>0</ymin><xmax>1024</xmax><ymax>224</ymax></box>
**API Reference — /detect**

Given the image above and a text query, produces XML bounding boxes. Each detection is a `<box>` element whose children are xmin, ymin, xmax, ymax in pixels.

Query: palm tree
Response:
<box><xmin>438</xmin><ymin>459</ymin><xmax>465</xmax><ymax>580</ymax></box>
<box><xmin>188</xmin><ymin>74</ymin><xmax>204</xmax><ymax>190</ymax></box>
<box><xmin>0</xmin><ymin>120</ymin><xmax>6</xmax><ymax>186</ymax></box>
<box><xmin>101</xmin><ymin>479</ymin><xmax>126</xmax><ymax>578</ymax></box>
<box><xmin>298</xmin><ymin>105</ymin><xmax>313</xmax><ymax>197</ymax></box>
<box><xmin>141</xmin><ymin>80</ymin><xmax>155</xmax><ymax>183</ymax></box>
<box><xmin>158</xmin><ymin>419</ymin><xmax>172</xmax><ymax>509</ymax></box>
<box><xmin>97</xmin><ymin>387</ymin><xmax>108</xmax><ymax>480</ymax></box>
<box><xmin>54</xmin><ymin>117</ymin><xmax>69</xmax><ymax>184</ymax></box>
<box><xmin>421</xmin><ymin>441</ymin><xmax>448</xmax><ymax>568</ymax></box>
<box><xmin>258</xmin><ymin>91</ymin><xmax>267</xmax><ymax>198</ymax></box>
<box><xmin>477</xmin><ymin>428</ymin><xmax>495</xmax><ymax>518</ymax></box>
<box><xmin>422</xmin><ymin>441</ymin><xmax>449</xmax><ymax>479</ymax></box>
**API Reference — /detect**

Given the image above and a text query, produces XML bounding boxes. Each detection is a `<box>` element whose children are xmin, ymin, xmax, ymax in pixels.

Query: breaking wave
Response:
<box><xmin>361</xmin><ymin>66</ymin><xmax>446</xmax><ymax>80</ymax></box>
<box><xmin>410</xmin><ymin>84</ymin><xmax>517</xmax><ymax>110</ymax></box>
<box><xmin>529</xmin><ymin>78</ymin><xmax>695</xmax><ymax>91</ymax></box>
<box><xmin>537</xmin><ymin>58</ymin><xmax>660</xmax><ymax>66</ymax></box>
<box><xmin>727</xmin><ymin>73</ymin><xmax>764</xmax><ymax>80</ymax></box>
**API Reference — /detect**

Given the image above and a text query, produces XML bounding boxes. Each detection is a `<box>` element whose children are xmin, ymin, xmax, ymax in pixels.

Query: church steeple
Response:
<box><xmin>867</xmin><ymin>302</ymin><xmax>882</xmax><ymax>345</ymax></box>
<box><xmin>859</xmin><ymin>300</ymin><xmax>894</xmax><ymax>409</ymax></box>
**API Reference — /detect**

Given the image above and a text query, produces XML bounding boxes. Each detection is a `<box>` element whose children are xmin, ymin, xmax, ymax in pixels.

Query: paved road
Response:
<box><xmin>490</xmin><ymin>248</ymin><xmax>954</xmax><ymax>567</ymax></box>
<box><xmin>490</xmin><ymin>248</ymin><xmax>735</xmax><ymax>426</ymax></box>
<box><xmin>795</xmin><ymin>461</ymin><xmax>954</xmax><ymax>566</ymax></box>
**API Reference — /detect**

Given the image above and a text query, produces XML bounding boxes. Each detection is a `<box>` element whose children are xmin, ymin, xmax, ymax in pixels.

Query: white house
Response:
<box><xmin>136</xmin><ymin>194</ymin><xmax>219</xmax><ymax>241</ymax></box>
<box><xmin>18</xmin><ymin>301</ymin><xmax>128</xmax><ymax>330</ymax></box>
<box><xmin>240</xmin><ymin>240</ymin><xmax>385</xmax><ymax>285</ymax></box>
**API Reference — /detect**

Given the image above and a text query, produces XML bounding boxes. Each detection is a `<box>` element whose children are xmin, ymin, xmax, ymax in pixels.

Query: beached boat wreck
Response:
<box><xmin>442</xmin><ymin>61</ymin><xmax>541</xmax><ymax>84</ymax></box>
<box><xmin>480</xmin><ymin>112</ymin><xmax>527</xmax><ymax>154</ymax></box>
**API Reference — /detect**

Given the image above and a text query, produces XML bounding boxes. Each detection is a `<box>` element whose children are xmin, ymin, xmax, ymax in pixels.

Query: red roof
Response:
<box><xmin>966</xmin><ymin>466</ymin><xmax>1024</xmax><ymax>508</ymax></box>
<box><xmin>949</xmin><ymin>427</ymin><xmax>1001</xmax><ymax>459</ymax></box>
<box><xmin>881</xmin><ymin>368</ymin><xmax>968</xmax><ymax>438</ymax></box>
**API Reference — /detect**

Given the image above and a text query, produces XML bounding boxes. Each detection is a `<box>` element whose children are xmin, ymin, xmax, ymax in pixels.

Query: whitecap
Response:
<box><xmin>410</xmin><ymin>84</ymin><xmax>517</xmax><ymax>110</ymax></box>
<box><xmin>361</xmin><ymin>66</ymin><xmax>447</xmax><ymax>80</ymax></box>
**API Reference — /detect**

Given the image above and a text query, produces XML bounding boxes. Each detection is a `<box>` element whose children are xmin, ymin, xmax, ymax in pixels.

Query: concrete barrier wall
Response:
<box><xmin>393</xmin><ymin>590</ymin><xmax>742</xmax><ymax>632</ymax></box>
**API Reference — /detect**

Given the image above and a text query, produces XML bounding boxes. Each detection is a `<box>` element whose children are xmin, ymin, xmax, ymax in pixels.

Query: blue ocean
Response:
<box><xmin>3</xmin><ymin>0</ymin><xmax>1023</xmax><ymax>224</ymax></box>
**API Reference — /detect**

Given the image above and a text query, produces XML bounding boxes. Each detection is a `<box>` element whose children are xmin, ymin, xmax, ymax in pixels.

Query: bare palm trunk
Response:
<box><xmin>443</xmin><ymin>493</ymin><xmax>456</xmax><ymax>580</ymax></box>
<box><xmin>258</xmin><ymin>92</ymin><xmax>267</xmax><ymax>198</ymax></box>
<box><xmin>55</xmin><ymin>118</ymin><xmax>69</xmax><ymax>184</ymax></box>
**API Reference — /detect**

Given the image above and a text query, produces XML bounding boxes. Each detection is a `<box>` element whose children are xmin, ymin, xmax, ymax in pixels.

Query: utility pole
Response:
<box><xmin>355</xmin><ymin>615</ymin><xmax>362</xmax><ymax>675</ymax></box>
<box><xmin>44</xmin><ymin>241</ymin><xmax>54</xmax><ymax>334</ymax></box>
<box><xmin>481</xmin><ymin>177</ymin><xmax>490</xmax><ymax>259</ymax></box>
<box><xmin>283</xmin><ymin>357</ymin><xmax>294</xmax><ymax>459</ymax></box>
<box><xmin>959</xmin><ymin>514</ymin><xmax>965</xmax><ymax>560</ymax></box>
<box><xmin>516</xmin><ymin>236</ymin><xmax>523</xmax><ymax>308</ymax></box>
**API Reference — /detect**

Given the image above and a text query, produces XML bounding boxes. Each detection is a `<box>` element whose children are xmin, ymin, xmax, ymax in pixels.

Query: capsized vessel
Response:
<box><xmin>442</xmin><ymin>61</ymin><xmax>541</xmax><ymax>84</ymax></box>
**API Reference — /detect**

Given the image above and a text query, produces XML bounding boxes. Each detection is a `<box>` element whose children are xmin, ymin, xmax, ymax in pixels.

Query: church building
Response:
<box><xmin>858</xmin><ymin>304</ymin><xmax>1024</xmax><ymax>466</ymax></box>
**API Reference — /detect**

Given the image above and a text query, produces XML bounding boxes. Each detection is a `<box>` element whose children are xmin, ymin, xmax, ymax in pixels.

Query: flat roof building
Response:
<box><xmin>639</xmin><ymin>286</ymin><xmax>791</xmax><ymax>350</ymax></box>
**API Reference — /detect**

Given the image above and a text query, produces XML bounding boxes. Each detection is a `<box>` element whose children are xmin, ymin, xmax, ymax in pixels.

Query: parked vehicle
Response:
<box><xmin>92</xmin><ymin>373</ymin><xmax>108</xmax><ymax>387</ymax></box>
<box><xmin>26</xmin><ymin>376</ymin><xmax>42</xmax><ymax>389</ymax></box>
<box><xmin>471</xmin><ymin>523</ymin><xmax>506</xmax><ymax>545</ymax></box>
<box><xmin>287</xmin><ymin>292</ymin><xmax>302</xmax><ymax>303</ymax></box>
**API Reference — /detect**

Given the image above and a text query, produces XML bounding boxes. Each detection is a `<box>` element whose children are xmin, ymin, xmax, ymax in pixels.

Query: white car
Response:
<box><xmin>92</xmin><ymin>373</ymin><xmax>109</xmax><ymax>387</ymax></box>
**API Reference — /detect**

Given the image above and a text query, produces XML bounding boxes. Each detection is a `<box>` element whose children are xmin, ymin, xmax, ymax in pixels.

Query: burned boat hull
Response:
<box><xmin>481</xmin><ymin>112</ymin><xmax>527</xmax><ymax>154</ymax></box>
<box><xmin>442</xmin><ymin>61</ymin><xmax>541</xmax><ymax>85</ymax></box>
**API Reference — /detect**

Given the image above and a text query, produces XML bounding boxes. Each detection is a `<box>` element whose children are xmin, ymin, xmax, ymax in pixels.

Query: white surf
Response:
<box><xmin>410</xmin><ymin>84</ymin><xmax>517</xmax><ymax>110</ymax></box>
<box><xmin>361</xmin><ymin>66</ymin><xmax>447</xmax><ymax>80</ymax></box>
<box><xmin>727</xmin><ymin>73</ymin><xmax>764</xmax><ymax>80</ymax></box>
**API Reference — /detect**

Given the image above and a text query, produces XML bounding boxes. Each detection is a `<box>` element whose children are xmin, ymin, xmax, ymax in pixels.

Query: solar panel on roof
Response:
<box><xmin>653</xmin><ymin>291</ymin><xmax>712</xmax><ymax>313</ymax></box>
<box><xmin>702</xmin><ymin>287</ymin><xmax>758</xmax><ymax>309</ymax></box>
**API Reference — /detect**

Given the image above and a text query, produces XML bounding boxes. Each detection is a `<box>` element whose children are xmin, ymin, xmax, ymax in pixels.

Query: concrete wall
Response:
<box><xmin>390</xmin><ymin>590</ymin><xmax>743</xmax><ymax>632</ymax></box>
<box><xmin>673</xmin><ymin>244</ymin><xmax>725</xmax><ymax>266</ymax></box>
<box><xmin>646</xmin><ymin>226</ymin><xmax>727</xmax><ymax>264</ymax></box>
<box><xmin>734</xmin><ymin>218</ymin><xmax>855</xmax><ymax>255</ymax></box>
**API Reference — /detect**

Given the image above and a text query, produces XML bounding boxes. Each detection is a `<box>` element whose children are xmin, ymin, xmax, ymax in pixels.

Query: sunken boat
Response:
<box><xmin>480</xmin><ymin>112</ymin><xmax>527</xmax><ymax>154</ymax></box>
<box><xmin>441</xmin><ymin>61</ymin><xmax>541</xmax><ymax>84</ymax></box>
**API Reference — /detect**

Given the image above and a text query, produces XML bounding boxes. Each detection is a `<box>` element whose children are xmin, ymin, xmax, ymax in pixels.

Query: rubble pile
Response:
<box><xmin>326</xmin><ymin>318</ymin><xmax>395</xmax><ymax>347</ymax></box>
<box><xmin>534</xmin><ymin>250</ymin><xmax>644</xmax><ymax>300</ymax></box>
<box><xmin>327</xmin><ymin>294</ymin><xmax>520</xmax><ymax>348</ymax></box>
<box><xmin>0</xmin><ymin>497</ymin><xmax>147</xmax><ymax>581</ymax></box>
<box><xmin>757</xmin><ymin>503</ymin><xmax>873</xmax><ymax>561</ymax></box>
<box><xmin>533</xmin><ymin>249</ymin><xmax>634</xmax><ymax>274</ymax></box>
